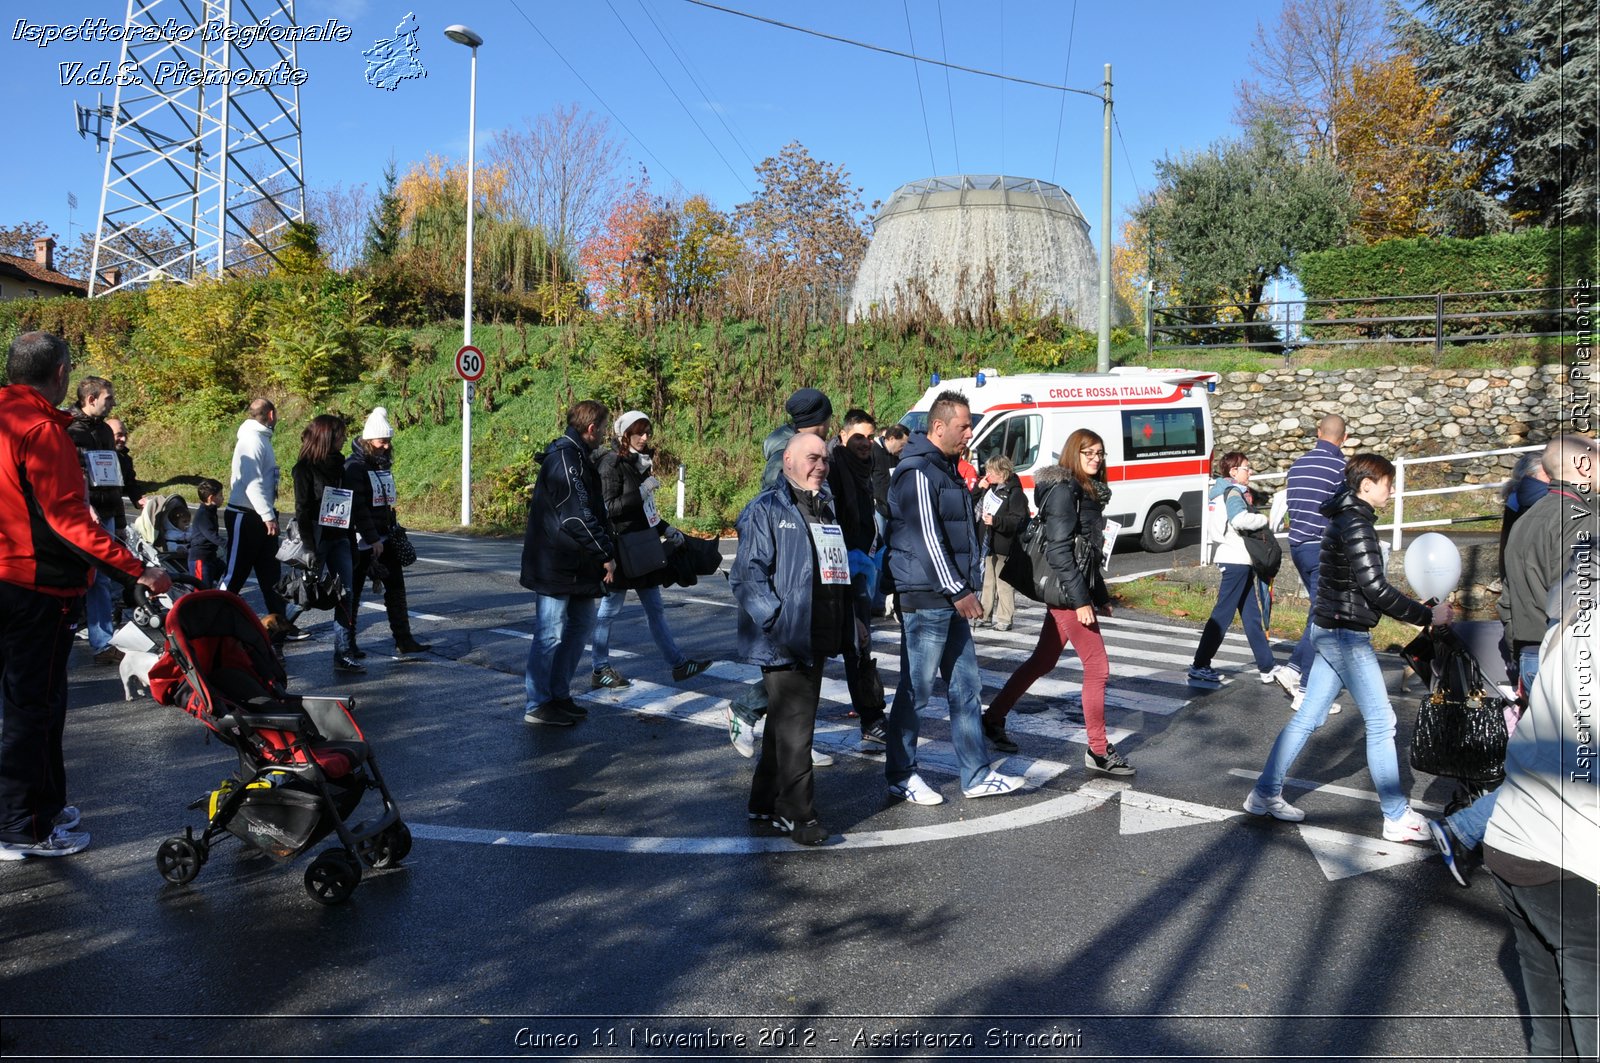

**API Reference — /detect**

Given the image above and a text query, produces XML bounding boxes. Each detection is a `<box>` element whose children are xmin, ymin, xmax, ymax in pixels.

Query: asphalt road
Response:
<box><xmin>0</xmin><ymin>529</ymin><xmax>1535</xmax><ymax>1062</ymax></box>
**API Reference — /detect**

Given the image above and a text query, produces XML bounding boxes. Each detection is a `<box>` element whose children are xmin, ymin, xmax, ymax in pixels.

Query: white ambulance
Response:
<box><xmin>899</xmin><ymin>367</ymin><xmax>1222</xmax><ymax>552</ymax></box>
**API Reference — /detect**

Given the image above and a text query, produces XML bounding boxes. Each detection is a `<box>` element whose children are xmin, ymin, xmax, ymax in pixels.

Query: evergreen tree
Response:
<box><xmin>363</xmin><ymin>161</ymin><xmax>405</xmax><ymax>264</ymax></box>
<box><xmin>1396</xmin><ymin>0</ymin><xmax>1597</xmax><ymax>228</ymax></box>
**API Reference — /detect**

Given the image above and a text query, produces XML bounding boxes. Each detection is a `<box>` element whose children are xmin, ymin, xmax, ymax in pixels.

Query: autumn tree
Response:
<box><xmin>731</xmin><ymin>142</ymin><xmax>869</xmax><ymax>323</ymax></box>
<box><xmin>580</xmin><ymin>177</ymin><xmax>657</xmax><ymax>320</ymax></box>
<box><xmin>1332</xmin><ymin>53</ymin><xmax>1484</xmax><ymax>240</ymax></box>
<box><xmin>1137</xmin><ymin>120</ymin><xmax>1355</xmax><ymax>321</ymax></box>
<box><xmin>581</xmin><ymin>177</ymin><xmax>737</xmax><ymax>323</ymax></box>
<box><xmin>487</xmin><ymin>104</ymin><xmax>626</xmax><ymax>261</ymax></box>
<box><xmin>305</xmin><ymin>181</ymin><xmax>372</xmax><ymax>272</ymax></box>
<box><xmin>1235</xmin><ymin>0</ymin><xmax>1387</xmax><ymax>160</ymax></box>
<box><xmin>1396</xmin><ymin>0</ymin><xmax>1597</xmax><ymax>228</ymax></box>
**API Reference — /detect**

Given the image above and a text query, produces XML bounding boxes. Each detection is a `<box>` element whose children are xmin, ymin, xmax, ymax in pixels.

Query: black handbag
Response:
<box><xmin>1241</xmin><ymin>527</ymin><xmax>1282</xmax><ymax>582</ymax></box>
<box><xmin>1001</xmin><ymin>521</ymin><xmax>1071</xmax><ymax>609</ymax></box>
<box><xmin>389</xmin><ymin>524</ymin><xmax>418</xmax><ymax>568</ymax></box>
<box><xmin>847</xmin><ymin>655</ymin><xmax>887</xmax><ymax>715</ymax></box>
<box><xmin>275</xmin><ymin>561</ymin><xmax>344</xmax><ymax>611</ymax></box>
<box><xmin>1409</xmin><ymin>629</ymin><xmax>1509</xmax><ymax>784</ymax></box>
<box><xmin>616</xmin><ymin>527</ymin><xmax>669</xmax><ymax>580</ymax></box>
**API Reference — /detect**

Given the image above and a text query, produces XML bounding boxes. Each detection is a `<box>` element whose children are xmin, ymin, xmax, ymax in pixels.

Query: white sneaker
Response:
<box><xmin>725</xmin><ymin>704</ymin><xmax>756</xmax><ymax>758</ymax></box>
<box><xmin>810</xmin><ymin>747</ymin><xmax>833</xmax><ymax>767</ymax></box>
<box><xmin>1382</xmin><ymin>807</ymin><xmax>1431</xmax><ymax>844</ymax></box>
<box><xmin>1269</xmin><ymin>666</ymin><xmax>1299</xmax><ymax>697</ymax></box>
<box><xmin>0</xmin><ymin>826</ymin><xmax>91</xmax><ymax>860</ymax></box>
<box><xmin>887</xmin><ymin>773</ymin><xmax>944</xmax><ymax>806</ymax></box>
<box><xmin>962</xmin><ymin>769</ymin><xmax>1024</xmax><ymax>799</ymax></box>
<box><xmin>1242</xmin><ymin>789</ymin><xmax>1306</xmax><ymax>822</ymax></box>
<box><xmin>1289</xmin><ymin>688</ymin><xmax>1341</xmax><ymax>714</ymax></box>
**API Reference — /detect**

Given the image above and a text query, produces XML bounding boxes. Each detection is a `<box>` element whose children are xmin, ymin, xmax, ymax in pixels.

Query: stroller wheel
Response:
<box><xmin>363</xmin><ymin>821</ymin><xmax>412</xmax><ymax>869</ymax></box>
<box><xmin>156</xmin><ymin>836</ymin><xmax>206</xmax><ymax>885</ymax></box>
<box><xmin>305</xmin><ymin>849</ymin><xmax>362</xmax><ymax>905</ymax></box>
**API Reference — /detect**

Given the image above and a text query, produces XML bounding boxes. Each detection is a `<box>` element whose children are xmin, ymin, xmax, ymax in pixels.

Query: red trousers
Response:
<box><xmin>983</xmin><ymin>607</ymin><xmax>1111</xmax><ymax>755</ymax></box>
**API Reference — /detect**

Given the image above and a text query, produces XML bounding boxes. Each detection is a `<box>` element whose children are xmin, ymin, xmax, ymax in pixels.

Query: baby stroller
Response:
<box><xmin>146</xmin><ymin>588</ymin><xmax>409</xmax><ymax>905</ymax></box>
<box><xmin>113</xmin><ymin>498</ymin><xmax>201</xmax><ymax>700</ymax></box>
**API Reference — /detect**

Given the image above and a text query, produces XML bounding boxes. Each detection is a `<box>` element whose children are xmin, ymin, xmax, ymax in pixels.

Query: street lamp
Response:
<box><xmin>444</xmin><ymin>24</ymin><xmax>482</xmax><ymax>526</ymax></box>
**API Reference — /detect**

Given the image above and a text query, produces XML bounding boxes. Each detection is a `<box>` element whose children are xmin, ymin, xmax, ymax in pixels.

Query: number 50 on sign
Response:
<box><xmin>455</xmin><ymin>345</ymin><xmax>485</xmax><ymax>382</ymax></box>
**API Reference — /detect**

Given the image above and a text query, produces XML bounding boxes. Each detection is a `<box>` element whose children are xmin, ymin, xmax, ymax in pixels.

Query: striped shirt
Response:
<box><xmin>1285</xmin><ymin>439</ymin><xmax>1347</xmax><ymax>546</ymax></box>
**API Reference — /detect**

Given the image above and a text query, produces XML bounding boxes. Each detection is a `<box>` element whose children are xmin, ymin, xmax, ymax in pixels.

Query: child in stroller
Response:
<box><xmin>127</xmin><ymin>494</ymin><xmax>193</xmax><ymax>579</ymax></box>
<box><xmin>147</xmin><ymin>588</ymin><xmax>409</xmax><ymax>905</ymax></box>
<box><xmin>112</xmin><ymin>495</ymin><xmax>201</xmax><ymax>699</ymax></box>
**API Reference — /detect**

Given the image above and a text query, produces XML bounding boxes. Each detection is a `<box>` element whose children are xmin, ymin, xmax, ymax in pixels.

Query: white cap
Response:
<box><xmin>363</xmin><ymin>407</ymin><xmax>393</xmax><ymax>440</ymax></box>
<box><xmin>615</xmin><ymin>410</ymin><xmax>651</xmax><ymax>440</ymax></box>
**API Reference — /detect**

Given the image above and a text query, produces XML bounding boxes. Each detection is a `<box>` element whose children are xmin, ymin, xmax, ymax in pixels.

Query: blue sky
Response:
<box><xmin>3</xmin><ymin>0</ymin><xmax>1267</xmax><ymax>260</ymax></box>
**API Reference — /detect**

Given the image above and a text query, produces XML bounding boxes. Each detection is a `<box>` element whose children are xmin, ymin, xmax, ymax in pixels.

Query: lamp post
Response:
<box><xmin>444</xmin><ymin>24</ymin><xmax>482</xmax><ymax>526</ymax></box>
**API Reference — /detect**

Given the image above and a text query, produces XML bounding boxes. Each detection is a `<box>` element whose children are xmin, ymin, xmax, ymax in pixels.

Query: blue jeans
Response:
<box><xmin>1445</xmin><ymin>790</ymin><xmax>1498</xmax><ymax>850</ymax></box>
<box><xmin>1254</xmin><ymin>623</ymin><xmax>1410</xmax><ymax>821</ymax></box>
<box><xmin>1194</xmin><ymin>562</ymin><xmax>1277</xmax><ymax>674</ymax></box>
<box><xmin>84</xmin><ymin>517</ymin><xmax>118</xmax><ymax>652</ymax></box>
<box><xmin>1517</xmin><ymin>645</ymin><xmax>1540</xmax><ymax>695</ymax></box>
<box><xmin>885</xmin><ymin>607</ymin><xmax>990</xmax><ymax>792</ymax></box>
<box><xmin>315</xmin><ymin>537</ymin><xmax>356</xmax><ymax>634</ymax></box>
<box><xmin>524</xmin><ymin>593</ymin><xmax>599</xmax><ymax>709</ymax></box>
<box><xmin>1287</xmin><ymin>541</ymin><xmax>1322</xmax><ymax>683</ymax></box>
<box><xmin>591</xmin><ymin>587</ymin><xmax>684</xmax><ymax>672</ymax></box>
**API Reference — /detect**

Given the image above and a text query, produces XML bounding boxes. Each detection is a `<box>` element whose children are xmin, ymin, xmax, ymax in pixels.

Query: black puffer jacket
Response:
<box><xmin>973</xmin><ymin>472</ymin><xmax>1030</xmax><ymax>558</ymax></box>
<box><xmin>519</xmin><ymin>427</ymin><xmax>615</xmax><ymax>598</ymax></box>
<box><xmin>66</xmin><ymin>410</ymin><xmax>122</xmax><ymax>524</ymax></box>
<box><xmin>1313</xmin><ymin>489</ymin><xmax>1431</xmax><ymax>631</ymax></box>
<box><xmin>292</xmin><ymin>453</ymin><xmax>355</xmax><ymax>553</ymax></box>
<box><xmin>1035</xmin><ymin>465</ymin><xmax>1109</xmax><ymax>609</ymax></box>
<box><xmin>597</xmin><ymin>447</ymin><xmax>655</xmax><ymax>536</ymax></box>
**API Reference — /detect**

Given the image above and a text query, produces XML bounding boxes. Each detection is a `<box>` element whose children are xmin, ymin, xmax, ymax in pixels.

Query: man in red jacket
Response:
<box><xmin>0</xmin><ymin>332</ymin><xmax>172</xmax><ymax>859</ymax></box>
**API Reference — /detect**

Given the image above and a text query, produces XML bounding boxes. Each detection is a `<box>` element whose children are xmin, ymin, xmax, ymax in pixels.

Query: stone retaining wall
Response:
<box><xmin>1209</xmin><ymin>364</ymin><xmax>1571</xmax><ymax>482</ymax></box>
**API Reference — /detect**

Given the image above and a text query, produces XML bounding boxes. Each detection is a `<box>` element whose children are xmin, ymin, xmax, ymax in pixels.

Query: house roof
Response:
<box><xmin>0</xmin><ymin>252</ymin><xmax>89</xmax><ymax>295</ymax></box>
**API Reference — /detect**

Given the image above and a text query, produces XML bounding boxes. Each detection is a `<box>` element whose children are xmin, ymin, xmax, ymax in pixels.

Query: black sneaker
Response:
<box><xmin>555</xmin><ymin>697</ymin><xmax>588</xmax><ymax>719</ymax></box>
<box><xmin>1085</xmin><ymin>743</ymin><xmax>1135</xmax><ymax>777</ymax></box>
<box><xmin>591</xmin><ymin>666</ymin><xmax>631</xmax><ymax>689</ymax></box>
<box><xmin>983</xmin><ymin>722</ymin><xmax>1020</xmax><ymax>754</ymax></box>
<box><xmin>523</xmin><ymin>702</ymin><xmax>579</xmax><ymax>726</ymax></box>
<box><xmin>393</xmin><ymin>637</ymin><xmax>431</xmax><ymax>657</ymax></box>
<box><xmin>333</xmin><ymin>652</ymin><xmax>366</xmax><ymax>673</ymax></box>
<box><xmin>773</xmin><ymin>815</ymin><xmax>829</xmax><ymax>846</ymax></box>
<box><xmin>858</xmin><ymin>720</ymin><xmax>888</xmax><ymax>752</ymax></box>
<box><xmin>282</xmin><ymin>624</ymin><xmax>313</xmax><ymax>642</ymax></box>
<box><xmin>672</xmin><ymin>658</ymin><xmax>712</xmax><ymax>681</ymax></box>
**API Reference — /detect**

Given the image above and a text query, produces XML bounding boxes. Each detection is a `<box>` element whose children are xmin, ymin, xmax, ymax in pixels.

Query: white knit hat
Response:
<box><xmin>614</xmin><ymin>410</ymin><xmax>651</xmax><ymax>440</ymax></box>
<box><xmin>362</xmin><ymin>407</ymin><xmax>393</xmax><ymax>440</ymax></box>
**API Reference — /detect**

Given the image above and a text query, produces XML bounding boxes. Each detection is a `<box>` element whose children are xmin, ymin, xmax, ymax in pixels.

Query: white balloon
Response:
<box><xmin>1404</xmin><ymin>532</ymin><xmax>1462</xmax><ymax>601</ymax></box>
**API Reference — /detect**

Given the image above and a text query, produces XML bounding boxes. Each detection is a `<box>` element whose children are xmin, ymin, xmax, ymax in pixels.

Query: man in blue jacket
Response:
<box><xmin>520</xmin><ymin>400</ymin><xmax>616</xmax><ymax>726</ymax></box>
<box><xmin>884</xmin><ymin>391</ymin><xmax>1023</xmax><ymax>806</ymax></box>
<box><xmin>730</xmin><ymin>433</ymin><xmax>855</xmax><ymax>846</ymax></box>
<box><xmin>1282</xmin><ymin>414</ymin><xmax>1347</xmax><ymax>708</ymax></box>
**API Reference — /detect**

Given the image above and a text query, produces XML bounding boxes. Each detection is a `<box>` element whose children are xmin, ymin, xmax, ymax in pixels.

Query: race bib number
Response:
<box><xmin>640</xmin><ymin>475</ymin><xmax>661</xmax><ymax>528</ymax></box>
<box><xmin>1101</xmin><ymin>519</ymin><xmax>1124</xmax><ymax>570</ymax></box>
<box><xmin>810</xmin><ymin>522</ymin><xmax>850</xmax><ymax>585</ymax></box>
<box><xmin>981</xmin><ymin>491</ymin><xmax>1004</xmax><ymax>518</ymax></box>
<box><xmin>86</xmin><ymin>450</ymin><xmax>123</xmax><ymax>487</ymax></box>
<box><xmin>368</xmin><ymin>470</ymin><xmax>396</xmax><ymax>507</ymax></box>
<box><xmin>319</xmin><ymin>487</ymin><xmax>354</xmax><ymax>528</ymax></box>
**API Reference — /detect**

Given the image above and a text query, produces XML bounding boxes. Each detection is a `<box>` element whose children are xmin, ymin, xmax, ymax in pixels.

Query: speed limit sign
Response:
<box><xmin>455</xmin><ymin>345</ymin><xmax>485</xmax><ymax>382</ymax></box>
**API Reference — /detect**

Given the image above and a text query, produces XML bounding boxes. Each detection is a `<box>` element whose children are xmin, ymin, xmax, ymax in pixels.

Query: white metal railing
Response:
<box><xmin>1196</xmin><ymin>444</ymin><xmax>1541</xmax><ymax>562</ymax></box>
<box><xmin>1388</xmin><ymin>444</ymin><xmax>1541</xmax><ymax>549</ymax></box>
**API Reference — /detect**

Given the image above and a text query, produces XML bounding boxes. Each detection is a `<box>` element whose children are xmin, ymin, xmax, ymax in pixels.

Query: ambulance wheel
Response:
<box><xmin>1141</xmin><ymin>504</ymin><xmax>1181</xmax><ymax>552</ymax></box>
<box><xmin>156</xmin><ymin>836</ymin><xmax>205</xmax><ymax>885</ymax></box>
<box><xmin>305</xmin><ymin>849</ymin><xmax>362</xmax><ymax>905</ymax></box>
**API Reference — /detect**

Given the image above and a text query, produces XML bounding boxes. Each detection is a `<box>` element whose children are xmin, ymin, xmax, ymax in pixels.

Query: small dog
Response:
<box><xmin>261</xmin><ymin>613</ymin><xmax>292</xmax><ymax>665</ymax></box>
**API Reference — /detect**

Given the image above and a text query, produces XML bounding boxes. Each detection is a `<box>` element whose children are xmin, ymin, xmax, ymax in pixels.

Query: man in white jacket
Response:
<box><xmin>220</xmin><ymin>398</ymin><xmax>292</xmax><ymax>623</ymax></box>
<box><xmin>1482</xmin><ymin>553</ymin><xmax>1598</xmax><ymax>1061</ymax></box>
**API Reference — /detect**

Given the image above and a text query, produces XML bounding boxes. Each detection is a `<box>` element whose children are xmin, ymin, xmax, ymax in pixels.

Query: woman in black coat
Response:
<box><xmin>980</xmin><ymin>429</ymin><xmax>1127</xmax><ymax>777</ymax></box>
<box><xmin>972</xmin><ymin>454</ymin><xmax>1029</xmax><ymax>631</ymax></box>
<box><xmin>290</xmin><ymin>415</ymin><xmax>360</xmax><ymax>671</ymax></box>
<box><xmin>588</xmin><ymin>411</ymin><xmax>710</xmax><ymax>690</ymax></box>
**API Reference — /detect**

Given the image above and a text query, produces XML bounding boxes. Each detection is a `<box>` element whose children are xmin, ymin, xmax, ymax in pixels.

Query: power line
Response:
<box><xmin>934</xmin><ymin>0</ymin><xmax>960</xmax><ymax>171</ymax></box>
<box><xmin>504</xmin><ymin>0</ymin><xmax>686</xmax><ymax>190</ymax></box>
<box><xmin>679</xmin><ymin>0</ymin><xmax>1106</xmax><ymax>101</ymax></box>
<box><xmin>1113</xmin><ymin>113</ymin><xmax>1144</xmax><ymax>202</ymax></box>
<box><xmin>601</xmin><ymin>0</ymin><xmax>750</xmax><ymax>193</ymax></box>
<box><xmin>902</xmin><ymin>0</ymin><xmax>937</xmax><ymax>175</ymax></box>
<box><xmin>1050</xmin><ymin>0</ymin><xmax>1078</xmax><ymax>183</ymax></box>
<box><xmin>635</xmin><ymin>0</ymin><xmax>759</xmax><ymax>168</ymax></box>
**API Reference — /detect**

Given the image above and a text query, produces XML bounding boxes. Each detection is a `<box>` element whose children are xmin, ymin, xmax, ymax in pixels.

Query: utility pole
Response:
<box><xmin>1097</xmin><ymin>63</ymin><xmax>1113</xmax><ymax>372</ymax></box>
